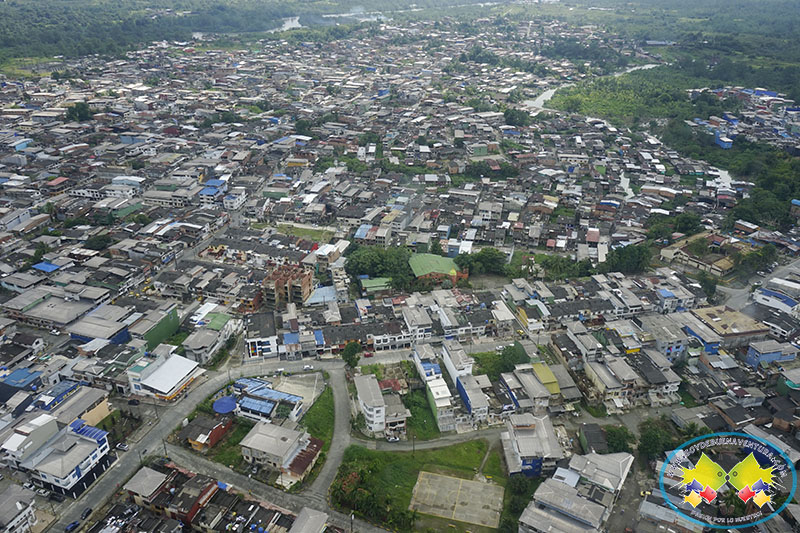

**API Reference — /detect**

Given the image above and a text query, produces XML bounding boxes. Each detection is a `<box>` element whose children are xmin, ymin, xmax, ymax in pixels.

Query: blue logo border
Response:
<box><xmin>658</xmin><ymin>431</ymin><xmax>798</xmax><ymax>529</ymax></box>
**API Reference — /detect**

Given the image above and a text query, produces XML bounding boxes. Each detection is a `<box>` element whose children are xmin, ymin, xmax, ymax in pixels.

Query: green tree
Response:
<box><xmin>638</xmin><ymin>418</ymin><xmax>676</xmax><ymax>461</ymax></box>
<box><xmin>503</xmin><ymin>108</ymin><xmax>531</xmax><ymax>127</ymax></box>
<box><xmin>430</xmin><ymin>239</ymin><xmax>444</xmax><ymax>256</ymax></box>
<box><xmin>605</xmin><ymin>425</ymin><xmax>635</xmax><ymax>453</ymax></box>
<box><xmin>65</xmin><ymin>102</ymin><xmax>92</xmax><ymax>122</ymax></box>
<box><xmin>686</xmin><ymin>238</ymin><xmax>709</xmax><ymax>258</ymax></box>
<box><xmin>341</xmin><ymin>341</ymin><xmax>362</xmax><ymax>368</ymax></box>
<box><xmin>697</xmin><ymin>271</ymin><xmax>718</xmax><ymax>298</ymax></box>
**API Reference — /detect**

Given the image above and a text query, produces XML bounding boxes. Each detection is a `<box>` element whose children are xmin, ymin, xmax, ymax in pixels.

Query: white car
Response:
<box><xmin>386</xmin><ymin>436</ymin><xmax>400</xmax><ymax>442</ymax></box>
<box><xmin>303</xmin><ymin>364</ymin><xmax>314</xmax><ymax>371</ymax></box>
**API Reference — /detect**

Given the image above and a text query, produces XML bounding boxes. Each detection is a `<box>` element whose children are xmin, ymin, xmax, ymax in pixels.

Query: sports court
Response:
<box><xmin>409</xmin><ymin>471</ymin><xmax>504</xmax><ymax>528</ymax></box>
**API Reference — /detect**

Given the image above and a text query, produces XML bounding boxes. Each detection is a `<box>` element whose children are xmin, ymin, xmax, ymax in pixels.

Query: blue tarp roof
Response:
<box><xmin>205</xmin><ymin>179</ymin><xmax>226</xmax><ymax>187</ymax></box>
<box><xmin>238</xmin><ymin>396</ymin><xmax>275</xmax><ymax>416</ymax></box>
<box><xmin>313</xmin><ymin>330</ymin><xmax>324</xmax><ymax>345</ymax></box>
<box><xmin>283</xmin><ymin>332</ymin><xmax>299</xmax><ymax>344</ymax></box>
<box><xmin>32</xmin><ymin>262</ymin><xmax>59</xmax><ymax>273</ymax></box>
<box><xmin>421</xmin><ymin>362</ymin><xmax>441</xmax><ymax>374</ymax></box>
<box><xmin>658</xmin><ymin>289</ymin><xmax>675</xmax><ymax>298</ymax></box>
<box><xmin>213</xmin><ymin>395</ymin><xmax>237</xmax><ymax>414</ymax></box>
<box><xmin>199</xmin><ymin>187</ymin><xmax>219</xmax><ymax>195</ymax></box>
<box><xmin>354</xmin><ymin>224</ymin><xmax>372</xmax><ymax>239</ymax></box>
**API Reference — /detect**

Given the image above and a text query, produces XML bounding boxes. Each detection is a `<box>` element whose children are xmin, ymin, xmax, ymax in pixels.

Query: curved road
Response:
<box><xmin>49</xmin><ymin>354</ymin><xmax>504</xmax><ymax>532</ymax></box>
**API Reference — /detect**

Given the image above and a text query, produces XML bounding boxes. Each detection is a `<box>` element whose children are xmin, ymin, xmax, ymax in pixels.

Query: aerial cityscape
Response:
<box><xmin>0</xmin><ymin>0</ymin><xmax>800</xmax><ymax>532</ymax></box>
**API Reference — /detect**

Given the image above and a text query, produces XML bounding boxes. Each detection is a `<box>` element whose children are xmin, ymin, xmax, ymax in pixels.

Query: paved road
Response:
<box><xmin>48</xmin><ymin>358</ymin><xmax>348</xmax><ymax>532</ymax></box>
<box><xmin>308</xmin><ymin>367</ymin><xmax>352</xmax><ymax>500</ymax></box>
<box><xmin>719</xmin><ymin>256</ymin><xmax>800</xmax><ymax>310</ymax></box>
<box><xmin>353</xmin><ymin>426</ymin><xmax>504</xmax><ymax>452</ymax></box>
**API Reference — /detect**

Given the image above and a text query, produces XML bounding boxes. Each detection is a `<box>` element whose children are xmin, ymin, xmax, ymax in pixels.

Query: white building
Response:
<box><xmin>441</xmin><ymin>340</ymin><xmax>474</xmax><ymax>383</ymax></box>
<box><xmin>354</xmin><ymin>374</ymin><xmax>385</xmax><ymax>433</ymax></box>
<box><xmin>0</xmin><ymin>485</ymin><xmax>36</xmax><ymax>533</ymax></box>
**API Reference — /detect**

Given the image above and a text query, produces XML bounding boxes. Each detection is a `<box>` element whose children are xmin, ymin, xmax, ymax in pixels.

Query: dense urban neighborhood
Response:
<box><xmin>1</xmin><ymin>6</ymin><xmax>800</xmax><ymax>533</ymax></box>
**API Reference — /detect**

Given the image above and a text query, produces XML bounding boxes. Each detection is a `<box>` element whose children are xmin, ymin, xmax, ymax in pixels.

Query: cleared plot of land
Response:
<box><xmin>409</xmin><ymin>471</ymin><xmax>504</xmax><ymax>528</ymax></box>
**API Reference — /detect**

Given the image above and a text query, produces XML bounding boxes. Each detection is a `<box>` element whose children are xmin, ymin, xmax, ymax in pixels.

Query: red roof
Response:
<box><xmin>46</xmin><ymin>177</ymin><xmax>69</xmax><ymax>187</ymax></box>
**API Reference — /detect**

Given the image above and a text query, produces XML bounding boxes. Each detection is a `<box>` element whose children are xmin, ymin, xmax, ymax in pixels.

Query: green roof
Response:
<box><xmin>409</xmin><ymin>253</ymin><xmax>459</xmax><ymax>278</ymax></box>
<box><xmin>205</xmin><ymin>312</ymin><xmax>231</xmax><ymax>331</ymax></box>
<box><xmin>361</xmin><ymin>277</ymin><xmax>392</xmax><ymax>292</ymax></box>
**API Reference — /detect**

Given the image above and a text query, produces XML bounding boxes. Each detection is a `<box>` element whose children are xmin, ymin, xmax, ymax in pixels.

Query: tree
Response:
<box><xmin>697</xmin><ymin>271</ymin><xmax>718</xmax><ymax>298</ymax></box>
<box><xmin>503</xmin><ymin>108</ymin><xmax>531</xmax><ymax>127</ymax></box>
<box><xmin>686</xmin><ymin>238</ymin><xmax>709</xmax><ymax>258</ymax></box>
<box><xmin>598</xmin><ymin>244</ymin><xmax>651</xmax><ymax>274</ymax></box>
<box><xmin>294</xmin><ymin>119</ymin><xmax>314</xmax><ymax>137</ymax></box>
<box><xmin>430</xmin><ymin>239</ymin><xmax>444</xmax><ymax>256</ymax></box>
<box><xmin>84</xmin><ymin>234</ymin><xmax>113</xmax><ymax>250</ymax></box>
<box><xmin>66</xmin><ymin>102</ymin><xmax>92</xmax><ymax>122</ymax></box>
<box><xmin>606</xmin><ymin>425</ymin><xmax>635</xmax><ymax>453</ymax></box>
<box><xmin>638</xmin><ymin>418</ymin><xmax>676</xmax><ymax>461</ymax></box>
<box><xmin>341</xmin><ymin>341</ymin><xmax>362</xmax><ymax>368</ymax></box>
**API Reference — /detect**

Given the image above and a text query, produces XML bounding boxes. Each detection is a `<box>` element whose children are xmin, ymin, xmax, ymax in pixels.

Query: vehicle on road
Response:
<box><xmin>303</xmin><ymin>364</ymin><xmax>314</xmax><ymax>370</ymax></box>
<box><xmin>37</xmin><ymin>488</ymin><xmax>49</xmax><ymax>497</ymax></box>
<box><xmin>65</xmin><ymin>521</ymin><xmax>81</xmax><ymax>532</ymax></box>
<box><xmin>363</xmin><ymin>352</ymin><xmax>374</xmax><ymax>358</ymax></box>
<box><xmin>127</xmin><ymin>399</ymin><xmax>140</xmax><ymax>405</ymax></box>
<box><xmin>81</xmin><ymin>507</ymin><xmax>93</xmax><ymax>520</ymax></box>
<box><xmin>116</xmin><ymin>443</ymin><xmax>129</xmax><ymax>451</ymax></box>
<box><xmin>386</xmin><ymin>436</ymin><xmax>400</xmax><ymax>442</ymax></box>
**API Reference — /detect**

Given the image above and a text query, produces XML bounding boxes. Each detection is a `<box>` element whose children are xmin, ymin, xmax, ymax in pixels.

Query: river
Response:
<box><xmin>524</xmin><ymin>63</ymin><xmax>660</xmax><ymax>110</ymax></box>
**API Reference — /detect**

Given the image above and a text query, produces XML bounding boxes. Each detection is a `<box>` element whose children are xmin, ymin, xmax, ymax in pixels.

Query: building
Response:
<box><xmin>456</xmin><ymin>374</ymin><xmax>489</xmax><ymax>423</ymax></box>
<box><xmin>691</xmin><ymin>306</ymin><xmax>770</xmax><ymax>350</ymax></box>
<box><xmin>441</xmin><ymin>340</ymin><xmax>474</xmax><ymax>383</ymax></box>
<box><xmin>126</xmin><ymin>351</ymin><xmax>205</xmax><ymax>401</ymax></box>
<box><xmin>501</xmin><ymin>413</ymin><xmax>563</xmax><ymax>476</ymax></box>
<box><xmin>745</xmin><ymin>339</ymin><xmax>798</xmax><ymax>369</ymax></box>
<box><xmin>21</xmin><ymin>419</ymin><xmax>112</xmax><ymax>498</ymax></box>
<box><xmin>426</xmin><ymin>377</ymin><xmax>456</xmax><ymax>432</ymax></box>
<box><xmin>0</xmin><ymin>485</ymin><xmax>36</xmax><ymax>533</ymax></box>
<box><xmin>239</xmin><ymin>422</ymin><xmax>322</xmax><ymax>488</ymax></box>
<box><xmin>408</xmin><ymin>253</ymin><xmax>467</xmax><ymax>285</ymax></box>
<box><xmin>262</xmin><ymin>266</ymin><xmax>313</xmax><ymax>310</ymax></box>
<box><xmin>413</xmin><ymin>343</ymin><xmax>442</xmax><ymax>381</ymax></box>
<box><xmin>245</xmin><ymin>312</ymin><xmax>279</xmax><ymax>360</ymax></box>
<box><xmin>354</xmin><ymin>374</ymin><xmax>386</xmax><ymax>433</ymax></box>
<box><xmin>519</xmin><ymin>478</ymin><xmax>605</xmax><ymax>533</ymax></box>
<box><xmin>178</xmin><ymin>415</ymin><xmax>233</xmax><ymax>451</ymax></box>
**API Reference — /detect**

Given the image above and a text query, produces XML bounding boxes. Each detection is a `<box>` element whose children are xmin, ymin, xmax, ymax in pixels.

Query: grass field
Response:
<box><xmin>482</xmin><ymin>447</ymin><xmax>507</xmax><ymax>487</ymax></box>
<box><xmin>277</xmin><ymin>224</ymin><xmax>333</xmax><ymax>243</ymax></box>
<box><xmin>209</xmin><ymin>419</ymin><xmax>255</xmax><ymax>470</ymax></box>
<box><xmin>403</xmin><ymin>390</ymin><xmax>441</xmax><ymax>441</ymax></box>
<box><xmin>334</xmin><ymin>440</ymin><xmax>491</xmax><ymax>512</ymax></box>
<box><xmin>299</xmin><ymin>386</ymin><xmax>334</xmax><ymax>453</ymax></box>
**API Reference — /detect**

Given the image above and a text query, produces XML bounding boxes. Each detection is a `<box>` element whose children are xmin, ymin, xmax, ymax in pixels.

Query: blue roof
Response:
<box><xmin>313</xmin><ymin>330</ymin><xmax>325</xmax><ymax>346</ymax></box>
<box><xmin>305</xmin><ymin>286</ymin><xmax>337</xmax><ymax>306</ymax></box>
<box><xmin>792</xmin><ymin>199</ymin><xmax>800</xmax><ymax>207</ymax></box>
<box><xmin>205</xmin><ymin>179</ymin><xmax>226</xmax><ymax>187</ymax></box>
<box><xmin>758</xmin><ymin>288</ymin><xmax>798</xmax><ymax>308</ymax></box>
<box><xmin>213</xmin><ymin>395</ymin><xmax>237</xmax><ymax>414</ymax></box>
<box><xmin>658</xmin><ymin>289</ymin><xmax>675</xmax><ymax>298</ymax></box>
<box><xmin>69</xmin><ymin>419</ymin><xmax>108</xmax><ymax>443</ymax></box>
<box><xmin>2</xmin><ymin>368</ymin><xmax>42</xmax><ymax>389</ymax></box>
<box><xmin>354</xmin><ymin>224</ymin><xmax>372</xmax><ymax>239</ymax></box>
<box><xmin>199</xmin><ymin>187</ymin><xmax>219</xmax><ymax>196</ymax></box>
<box><xmin>238</xmin><ymin>396</ymin><xmax>275</xmax><ymax>416</ymax></box>
<box><xmin>421</xmin><ymin>362</ymin><xmax>441</xmax><ymax>374</ymax></box>
<box><xmin>234</xmin><ymin>377</ymin><xmax>271</xmax><ymax>391</ymax></box>
<box><xmin>235</xmin><ymin>377</ymin><xmax>303</xmax><ymax>404</ymax></box>
<box><xmin>32</xmin><ymin>262</ymin><xmax>59</xmax><ymax>273</ymax></box>
<box><xmin>283</xmin><ymin>332</ymin><xmax>299</xmax><ymax>344</ymax></box>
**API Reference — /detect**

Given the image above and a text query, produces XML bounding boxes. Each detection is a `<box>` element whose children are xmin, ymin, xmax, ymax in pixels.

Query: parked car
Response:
<box><xmin>49</xmin><ymin>492</ymin><xmax>65</xmax><ymax>502</ymax></box>
<box><xmin>386</xmin><ymin>436</ymin><xmax>400</xmax><ymax>443</ymax></box>
<box><xmin>23</xmin><ymin>482</ymin><xmax>34</xmax><ymax>491</ymax></box>
<box><xmin>81</xmin><ymin>508</ymin><xmax>92</xmax><ymax>520</ymax></box>
<box><xmin>116</xmin><ymin>443</ymin><xmax>129</xmax><ymax>451</ymax></box>
<box><xmin>37</xmin><ymin>488</ymin><xmax>49</xmax><ymax>497</ymax></box>
<box><xmin>65</xmin><ymin>521</ymin><xmax>81</xmax><ymax>532</ymax></box>
<box><xmin>127</xmin><ymin>399</ymin><xmax>140</xmax><ymax>406</ymax></box>
<box><xmin>363</xmin><ymin>352</ymin><xmax>374</xmax><ymax>358</ymax></box>
<box><xmin>303</xmin><ymin>364</ymin><xmax>314</xmax><ymax>370</ymax></box>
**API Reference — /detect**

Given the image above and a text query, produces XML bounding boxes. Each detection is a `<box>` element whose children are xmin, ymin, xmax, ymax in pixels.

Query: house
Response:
<box><xmin>0</xmin><ymin>485</ymin><xmax>36</xmax><ymax>533</ymax></box>
<box><xmin>123</xmin><ymin>466</ymin><xmax>171</xmax><ymax>508</ymax></box>
<box><xmin>126</xmin><ymin>351</ymin><xmax>204</xmax><ymax>401</ymax></box>
<box><xmin>519</xmin><ymin>478</ymin><xmax>605</xmax><ymax>533</ymax></box>
<box><xmin>165</xmin><ymin>474</ymin><xmax>218</xmax><ymax>525</ymax></box>
<box><xmin>441</xmin><ymin>339</ymin><xmax>474</xmax><ymax>383</ymax></box>
<box><xmin>745</xmin><ymin>339</ymin><xmax>798</xmax><ymax>369</ymax></box>
<box><xmin>354</xmin><ymin>374</ymin><xmax>386</xmax><ymax>433</ymax></box>
<box><xmin>244</xmin><ymin>312</ymin><xmax>279</xmax><ymax>360</ymax></box>
<box><xmin>413</xmin><ymin>343</ymin><xmax>441</xmax><ymax>381</ymax></box>
<box><xmin>426</xmin><ymin>377</ymin><xmax>456</xmax><ymax>432</ymax></box>
<box><xmin>178</xmin><ymin>415</ymin><xmax>233</xmax><ymax>451</ymax></box>
<box><xmin>239</xmin><ymin>422</ymin><xmax>322</xmax><ymax>487</ymax></box>
<box><xmin>501</xmin><ymin>413</ymin><xmax>563</xmax><ymax>476</ymax></box>
<box><xmin>455</xmin><ymin>374</ymin><xmax>489</xmax><ymax>423</ymax></box>
<box><xmin>408</xmin><ymin>253</ymin><xmax>467</xmax><ymax>285</ymax></box>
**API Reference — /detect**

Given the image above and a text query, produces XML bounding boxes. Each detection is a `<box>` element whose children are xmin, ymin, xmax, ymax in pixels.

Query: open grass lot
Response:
<box><xmin>209</xmin><ymin>419</ymin><xmax>255</xmax><ymax>470</ymax></box>
<box><xmin>403</xmin><ymin>390</ymin><xmax>440</xmax><ymax>441</ymax></box>
<box><xmin>331</xmin><ymin>440</ymin><xmax>495</xmax><ymax>530</ymax></box>
<box><xmin>299</xmin><ymin>386</ymin><xmax>334</xmax><ymax>453</ymax></box>
<box><xmin>277</xmin><ymin>224</ymin><xmax>333</xmax><ymax>243</ymax></box>
<box><xmin>482</xmin><ymin>446</ymin><xmax>507</xmax><ymax>487</ymax></box>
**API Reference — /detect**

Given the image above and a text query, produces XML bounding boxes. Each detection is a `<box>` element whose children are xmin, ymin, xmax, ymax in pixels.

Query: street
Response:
<box><xmin>718</xmin><ymin>255</ymin><xmax>800</xmax><ymax>310</ymax></box>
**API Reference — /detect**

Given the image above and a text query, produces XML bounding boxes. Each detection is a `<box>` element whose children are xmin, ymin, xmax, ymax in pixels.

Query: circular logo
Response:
<box><xmin>658</xmin><ymin>431</ymin><xmax>797</xmax><ymax>529</ymax></box>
